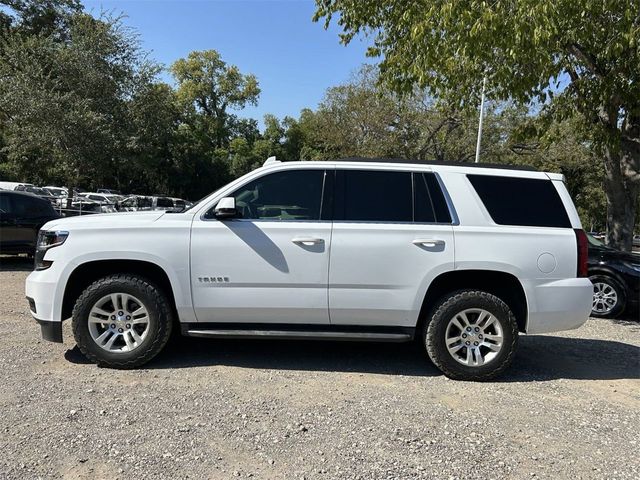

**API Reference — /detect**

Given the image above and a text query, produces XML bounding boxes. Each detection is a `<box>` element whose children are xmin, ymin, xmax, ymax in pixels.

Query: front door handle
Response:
<box><xmin>412</xmin><ymin>238</ymin><xmax>445</xmax><ymax>247</ymax></box>
<box><xmin>292</xmin><ymin>237</ymin><xmax>324</xmax><ymax>246</ymax></box>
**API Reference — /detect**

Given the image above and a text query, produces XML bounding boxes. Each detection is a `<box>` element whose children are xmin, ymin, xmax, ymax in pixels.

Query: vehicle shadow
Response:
<box><xmin>0</xmin><ymin>255</ymin><xmax>33</xmax><ymax>272</ymax></box>
<box><xmin>66</xmin><ymin>332</ymin><xmax>638</xmax><ymax>381</ymax></box>
<box><xmin>503</xmin><ymin>335</ymin><xmax>640</xmax><ymax>382</ymax></box>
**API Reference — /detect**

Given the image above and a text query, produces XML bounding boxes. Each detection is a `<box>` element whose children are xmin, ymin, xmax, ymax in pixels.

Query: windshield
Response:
<box><xmin>587</xmin><ymin>234</ymin><xmax>607</xmax><ymax>247</ymax></box>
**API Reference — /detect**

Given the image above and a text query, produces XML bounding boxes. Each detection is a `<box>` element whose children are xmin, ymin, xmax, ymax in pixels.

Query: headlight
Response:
<box><xmin>34</xmin><ymin>231</ymin><xmax>68</xmax><ymax>270</ymax></box>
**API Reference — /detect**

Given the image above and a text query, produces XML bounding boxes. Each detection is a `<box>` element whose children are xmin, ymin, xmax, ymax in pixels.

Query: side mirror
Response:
<box><xmin>214</xmin><ymin>197</ymin><xmax>237</xmax><ymax>218</ymax></box>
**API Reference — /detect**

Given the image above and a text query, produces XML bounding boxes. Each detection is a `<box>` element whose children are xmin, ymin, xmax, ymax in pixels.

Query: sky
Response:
<box><xmin>82</xmin><ymin>0</ymin><xmax>373</xmax><ymax>126</ymax></box>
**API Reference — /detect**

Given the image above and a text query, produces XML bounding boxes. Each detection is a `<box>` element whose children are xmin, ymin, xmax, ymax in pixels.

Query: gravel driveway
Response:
<box><xmin>0</xmin><ymin>257</ymin><xmax>638</xmax><ymax>479</ymax></box>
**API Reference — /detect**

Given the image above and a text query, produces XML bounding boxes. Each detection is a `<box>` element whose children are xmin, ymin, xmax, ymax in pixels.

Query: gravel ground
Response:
<box><xmin>0</xmin><ymin>257</ymin><xmax>639</xmax><ymax>480</ymax></box>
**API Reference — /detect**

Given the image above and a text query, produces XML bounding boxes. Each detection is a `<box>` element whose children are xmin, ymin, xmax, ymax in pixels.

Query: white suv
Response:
<box><xmin>25</xmin><ymin>159</ymin><xmax>593</xmax><ymax>380</ymax></box>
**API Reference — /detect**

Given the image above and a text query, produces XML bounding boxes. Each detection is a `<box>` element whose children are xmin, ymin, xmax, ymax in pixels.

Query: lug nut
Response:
<box><xmin>111</xmin><ymin>315</ymin><xmax>115</xmax><ymax>320</ymax></box>
<box><xmin>474</xmin><ymin>341</ymin><xmax>479</xmax><ymax>346</ymax></box>
<box><xmin>118</xmin><ymin>311</ymin><xmax>124</xmax><ymax>316</ymax></box>
<box><xmin>462</xmin><ymin>333</ymin><xmax>467</xmax><ymax>338</ymax></box>
<box><xmin>466</xmin><ymin>327</ymin><xmax>472</xmax><ymax>332</ymax></box>
<box><xmin>478</xmin><ymin>334</ymin><xmax>483</xmax><ymax>339</ymax></box>
<box><xmin>118</xmin><ymin>328</ymin><xmax>123</xmax><ymax>333</ymax></box>
<box><xmin>110</xmin><ymin>323</ymin><xmax>116</xmax><ymax>329</ymax></box>
<box><xmin>125</xmin><ymin>324</ymin><xmax>131</xmax><ymax>329</ymax></box>
<box><xmin>126</xmin><ymin>315</ymin><xmax>131</xmax><ymax>320</ymax></box>
<box><xmin>465</xmin><ymin>341</ymin><xmax>470</xmax><ymax>346</ymax></box>
<box><xmin>474</xmin><ymin>327</ymin><xmax>480</xmax><ymax>332</ymax></box>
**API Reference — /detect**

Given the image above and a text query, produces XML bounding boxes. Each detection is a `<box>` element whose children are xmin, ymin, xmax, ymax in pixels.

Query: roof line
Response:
<box><xmin>329</xmin><ymin>157</ymin><xmax>538</xmax><ymax>172</ymax></box>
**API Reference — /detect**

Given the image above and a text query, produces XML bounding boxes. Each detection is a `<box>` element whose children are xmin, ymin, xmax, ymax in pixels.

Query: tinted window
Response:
<box><xmin>425</xmin><ymin>173</ymin><xmax>452</xmax><ymax>223</ymax></box>
<box><xmin>156</xmin><ymin>197</ymin><xmax>173</xmax><ymax>208</ymax></box>
<box><xmin>414</xmin><ymin>173</ymin><xmax>435</xmax><ymax>223</ymax></box>
<box><xmin>413</xmin><ymin>172</ymin><xmax>453</xmax><ymax>223</ymax></box>
<box><xmin>467</xmin><ymin>175</ymin><xmax>571</xmax><ymax>228</ymax></box>
<box><xmin>227</xmin><ymin>170</ymin><xmax>325</xmax><ymax>221</ymax></box>
<box><xmin>13</xmin><ymin>195</ymin><xmax>55</xmax><ymax>217</ymax></box>
<box><xmin>336</xmin><ymin>170</ymin><xmax>412</xmax><ymax>222</ymax></box>
<box><xmin>138</xmin><ymin>197</ymin><xmax>152</xmax><ymax>208</ymax></box>
<box><xmin>0</xmin><ymin>194</ymin><xmax>11</xmax><ymax>214</ymax></box>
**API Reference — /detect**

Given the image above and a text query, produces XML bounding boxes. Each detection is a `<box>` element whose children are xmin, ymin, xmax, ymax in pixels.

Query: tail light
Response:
<box><xmin>574</xmin><ymin>229</ymin><xmax>588</xmax><ymax>277</ymax></box>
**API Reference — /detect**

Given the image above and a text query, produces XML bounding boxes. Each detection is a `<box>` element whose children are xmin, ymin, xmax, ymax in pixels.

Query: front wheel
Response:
<box><xmin>72</xmin><ymin>274</ymin><xmax>173</xmax><ymax>368</ymax></box>
<box><xmin>424</xmin><ymin>290</ymin><xmax>519</xmax><ymax>381</ymax></box>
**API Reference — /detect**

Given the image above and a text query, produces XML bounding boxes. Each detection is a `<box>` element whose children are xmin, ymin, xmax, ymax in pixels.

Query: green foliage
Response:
<box><xmin>0</xmin><ymin>2</ymin><xmax>626</xmax><ymax>239</ymax></box>
<box><xmin>314</xmin><ymin>0</ymin><xmax>640</xmax><ymax>249</ymax></box>
<box><xmin>0</xmin><ymin>10</ymin><xmax>158</xmax><ymax>190</ymax></box>
<box><xmin>170</xmin><ymin>50</ymin><xmax>260</xmax><ymax>149</ymax></box>
<box><xmin>286</xmin><ymin>66</ymin><xmax>606</xmax><ymax>228</ymax></box>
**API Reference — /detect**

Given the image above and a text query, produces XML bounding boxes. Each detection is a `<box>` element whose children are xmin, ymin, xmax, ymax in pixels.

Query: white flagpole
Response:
<box><xmin>475</xmin><ymin>76</ymin><xmax>487</xmax><ymax>163</ymax></box>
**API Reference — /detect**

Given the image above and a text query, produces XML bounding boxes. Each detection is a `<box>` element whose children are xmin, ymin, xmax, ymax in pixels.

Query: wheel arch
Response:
<box><xmin>417</xmin><ymin>269</ymin><xmax>528</xmax><ymax>333</ymax></box>
<box><xmin>61</xmin><ymin>259</ymin><xmax>178</xmax><ymax>321</ymax></box>
<box><xmin>587</xmin><ymin>266</ymin><xmax>627</xmax><ymax>291</ymax></box>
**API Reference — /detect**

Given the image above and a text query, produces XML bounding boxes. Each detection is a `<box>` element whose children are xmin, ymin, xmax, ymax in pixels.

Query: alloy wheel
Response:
<box><xmin>87</xmin><ymin>293</ymin><xmax>150</xmax><ymax>353</ymax></box>
<box><xmin>592</xmin><ymin>282</ymin><xmax>618</xmax><ymax>315</ymax></box>
<box><xmin>444</xmin><ymin>308</ymin><xmax>504</xmax><ymax>367</ymax></box>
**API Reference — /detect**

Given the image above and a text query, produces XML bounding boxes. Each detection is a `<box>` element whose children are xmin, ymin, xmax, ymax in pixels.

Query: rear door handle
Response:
<box><xmin>412</xmin><ymin>238</ymin><xmax>445</xmax><ymax>247</ymax></box>
<box><xmin>292</xmin><ymin>237</ymin><xmax>324</xmax><ymax>246</ymax></box>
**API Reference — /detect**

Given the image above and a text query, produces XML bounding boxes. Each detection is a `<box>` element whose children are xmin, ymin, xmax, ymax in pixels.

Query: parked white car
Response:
<box><xmin>0</xmin><ymin>181</ymin><xmax>35</xmax><ymax>191</ymax></box>
<box><xmin>25</xmin><ymin>159</ymin><xmax>592</xmax><ymax>380</ymax></box>
<box><xmin>43</xmin><ymin>186</ymin><xmax>68</xmax><ymax>198</ymax></box>
<box><xmin>77</xmin><ymin>192</ymin><xmax>124</xmax><ymax>204</ymax></box>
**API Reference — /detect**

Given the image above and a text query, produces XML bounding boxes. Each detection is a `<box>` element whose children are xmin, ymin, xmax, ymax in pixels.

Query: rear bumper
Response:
<box><xmin>525</xmin><ymin>278</ymin><xmax>593</xmax><ymax>334</ymax></box>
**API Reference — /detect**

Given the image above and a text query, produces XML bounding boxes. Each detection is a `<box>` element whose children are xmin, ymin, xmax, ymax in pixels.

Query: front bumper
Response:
<box><xmin>26</xmin><ymin>266</ymin><xmax>65</xmax><ymax>343</ymax></box>
<box><xmin>525</xmin><ymin>278</ymin><xmax>593</xmax><ymax>334</ymax></box>
<box><xmin>35</xmin><ymin>319</ymin><xmax>63</xmax><ymax>343</ymax></box>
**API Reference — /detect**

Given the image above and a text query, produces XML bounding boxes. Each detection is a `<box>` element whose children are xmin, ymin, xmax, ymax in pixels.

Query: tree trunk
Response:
<box><xmin>602</xmin><ymin>148</ymin><xmax>638</xmax><ymax>251</ymax></box>
<box><xmin>597</xmin><ymin>105</ymin><xmax>640</xmax><ymax>252</ymax></box>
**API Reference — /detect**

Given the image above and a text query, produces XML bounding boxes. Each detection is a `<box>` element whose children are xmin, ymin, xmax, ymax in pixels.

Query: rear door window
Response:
<box><xmin>467</xmin><ymin>174</ymin><xmax>571</xmax><ymax>228</ymax></box>
<box><xmin>335</xmin><ymin>170</ymin><xmax>412</xmax><ymax>222</ymax></box>
<box><xmin>414</xmin><ymin>172</ymin><xmax>452</xmax><ymax>223</ymax></box>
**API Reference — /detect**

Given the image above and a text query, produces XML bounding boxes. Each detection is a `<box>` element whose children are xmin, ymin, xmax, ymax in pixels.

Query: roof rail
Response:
<box><xmin>263</xmin><ymin>156</ymin><xmax>281</xmax><ymax>166</ymax></box>
<box><xmin>335</xmin><ymin>157</ymin><xmax>538</xmax><ymax>172</ymax></box>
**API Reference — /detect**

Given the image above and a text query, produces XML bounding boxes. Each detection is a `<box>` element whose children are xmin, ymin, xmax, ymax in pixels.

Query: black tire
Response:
<box><xmin>424</xmin><ymin>289</ymin><xmax>519</xmax><ymax>381</ymax></box>
<box><xmin>589</xmin><ymin>274</ymin><xmax>626</xmax><ymax>318</ymax></box>
<box><xmin>72</xmin><ymin>274</ymin><xmax>173</xmax><ymax>368</ymax></box>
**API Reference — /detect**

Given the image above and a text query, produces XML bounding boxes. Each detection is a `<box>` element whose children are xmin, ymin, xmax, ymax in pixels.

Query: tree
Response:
<box><xmin>170</xmin><ymin>50</ymin><xmax>260</xmax><ymax>149</ymax></box>
<box><xmin>291</xmin><ymin>66</ymin><xmax>507</xmax><ymax>163</ymax></box>
<box><xmin>0</xmin><ymin>0</ymin><xmax>82</xmax><ymax>39</ymax></box>
<box><xmin>315</xmin><ymin>0</ymin><xmax>640</xmax><ymax>250</ymax></box>
<box><xmin>0</xmin><ymin>11</ymin><xmax>159</xmax><ymax>196</ymax></box>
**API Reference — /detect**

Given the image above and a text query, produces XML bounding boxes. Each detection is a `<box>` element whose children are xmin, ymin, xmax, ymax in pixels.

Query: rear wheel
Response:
<box><xmin>72</xmin><ymin>274</ymin><xmax>173</xmax><ymax>368</ymax></box>
<box><xmin>589</xmin><ymin>275</ymin><xmax>626</xmax><ymax>318</ymax></box>
<box><xmin>424</xmin><ymin>290</ymin><xmax>519</xmax><ymax>381</ymax></box>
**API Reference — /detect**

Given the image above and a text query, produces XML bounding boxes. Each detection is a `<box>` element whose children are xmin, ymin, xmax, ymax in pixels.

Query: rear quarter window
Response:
<box><xmin>467</xmin><ymin>174</ymin><xmax>571</xmax><ymax>228</ymax></box>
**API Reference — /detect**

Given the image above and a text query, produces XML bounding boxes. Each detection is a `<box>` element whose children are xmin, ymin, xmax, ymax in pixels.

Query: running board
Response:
<box><xmin>181</xmin><ymin>323</ymin><xmax>414</xmax><ymax>343</ymax></box>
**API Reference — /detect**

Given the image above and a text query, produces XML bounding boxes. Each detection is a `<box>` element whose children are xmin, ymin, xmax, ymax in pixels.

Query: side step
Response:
<box><xmin>181</xmin><ymin>323</ymin><xmax>414</xmax><ymax>343</ymax></box>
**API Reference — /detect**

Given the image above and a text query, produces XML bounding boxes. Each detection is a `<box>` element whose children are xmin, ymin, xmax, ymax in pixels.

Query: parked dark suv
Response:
<box><xmin>587</xmin><ymin>234</ymin><xmax>640</xmax><ymax>318</ymax></box>
<box><xmin>0</xmin><ymin>191</ymin><xmax>59</xmax><ymax>255</ymax></box>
